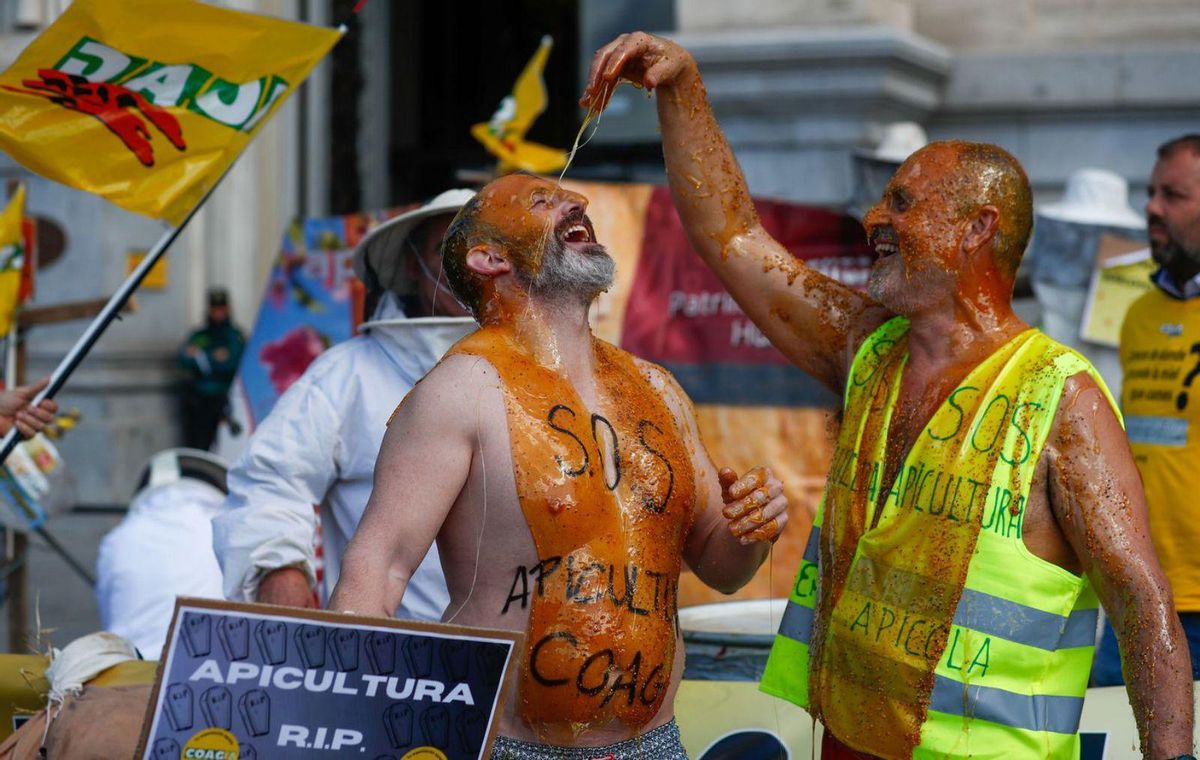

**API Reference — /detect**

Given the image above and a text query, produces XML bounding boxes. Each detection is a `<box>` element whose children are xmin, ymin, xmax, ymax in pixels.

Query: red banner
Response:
<box><xmin>621</xmin><ymin>186</ymin><xmax>872</xmax><ymax>406</ymax></box>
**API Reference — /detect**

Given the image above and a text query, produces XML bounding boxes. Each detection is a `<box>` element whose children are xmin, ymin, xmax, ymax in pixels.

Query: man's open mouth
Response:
<box><xmin>557</xmin><ymin>213</ymin><xmax>596</xmax><ymax>245</ymax></box>
<box><xmin>870</xmin><ymin>228</ymin><xmax>899</xmax><ymax>259</ymax></box>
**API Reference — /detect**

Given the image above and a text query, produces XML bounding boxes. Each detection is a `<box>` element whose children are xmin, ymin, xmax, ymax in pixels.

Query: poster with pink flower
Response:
<box><xmin>218</xmin><ymin>209</ymin><xmax>407</xmax><ymax>454</ymax></box>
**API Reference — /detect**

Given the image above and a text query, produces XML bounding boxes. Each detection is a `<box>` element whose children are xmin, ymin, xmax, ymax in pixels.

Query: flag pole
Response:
<box><xmin>0</xmin><ymin>165</ymin><xmax>236</xmax><ymax>467</ymax></box>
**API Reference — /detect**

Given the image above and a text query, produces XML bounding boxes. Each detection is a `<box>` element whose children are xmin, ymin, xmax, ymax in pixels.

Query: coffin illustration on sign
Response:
<box><xmin>295</xmin><ymin>624</ymin><xmax>327</xmax><ymax>670</ymax></box>
<box><xmin>163</xmin><ymin>683</ymin><xmax>193</xmax><ymax>732</ymax></box>
<box><xmin>218</xmin><ymin>616</ymin><xmax>250</xmax><ymax>661</ymax></box>
<box><xmin>476</xmin><ymin>645</ymin><xmax>506</xmax><ymax>690</ymax></box>
<box><xmin>181</xmin><ymin>614</ymin><xmax>212</xmax><ymax>658</ymax></box>
<box><xmin>238</xmin><ymin>689</ymin><xmax>271</xmax><ymax>737</ymax></box>
<box><xmin>383</xmin><ymin>702</ymin><xmax>414</xmax><ymax>750</ymax></box>
<box><xmin>255</xmin><ymin>620</ymin><xmax>288</xmax><ymax>665</ymax></box>
<box><xmin>329</xmin><ymin>628</ymin><xmax>360</xmax><ymax>672</ymax></box>
<box><xmin>200</xmin><ymin>686</ymin><xmax>233</xmax><ymax>730</ymax></box>
<box><xmin>366</xmin><ymin>631</ymin><xmax>396</xmax><ymax>675</ymax></box>
<box><xmin>457</xmin><ymin>707</ymin><xmax>487</xmax><ymax>755</ymax></box>
<box><xmin>403</xmin><ymin>636</ymin><xmax>434</xmax><ymax>679</ymax></box>
<box><xmin>420</xmin><ymin>704</ymin><xmax>451</xmax><ymax>747</ymax></box>
<box><xmin>152</xmin><ymin>738</ymin><xmax>181</xmax><ymax>760</ymax></box>
<box><xmin>440</xmin><ymin>639</ymin><xmax>471</xmax><ymax>682</ymax></box>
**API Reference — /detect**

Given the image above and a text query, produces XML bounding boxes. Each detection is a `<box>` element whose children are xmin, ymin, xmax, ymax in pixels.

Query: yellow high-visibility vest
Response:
<box><xmin>761</xmin><ymin>317</ymin><xmax>1115</xmax><ymax>759</ymax></box>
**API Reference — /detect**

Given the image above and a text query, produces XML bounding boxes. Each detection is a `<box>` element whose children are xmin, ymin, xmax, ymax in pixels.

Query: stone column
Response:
<box><xmin>673</xmin><ymin>25</ymin><xmax>949</xmax><ymax>205</ymax></box>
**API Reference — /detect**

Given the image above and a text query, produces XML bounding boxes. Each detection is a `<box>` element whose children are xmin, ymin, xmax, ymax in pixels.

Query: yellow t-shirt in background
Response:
<box><xmin>1120</xmin><ymin>288</ymin><xmax>1200</xmax><ymax>611</ymax></box>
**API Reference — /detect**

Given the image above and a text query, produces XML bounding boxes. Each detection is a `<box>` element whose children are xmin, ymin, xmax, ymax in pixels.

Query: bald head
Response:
<box><xmin>912</xmin><ymin>141</ymin><xmax>1033</xmax><ymax>276</ymax></box>
<box><xmin>440</xmin><ymin>173</ymin><xmax>555</xmax><ymax>316</ymax></box>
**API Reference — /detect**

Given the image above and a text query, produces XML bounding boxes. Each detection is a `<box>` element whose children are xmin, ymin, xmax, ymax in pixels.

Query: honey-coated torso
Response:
<box><xmin>428</xmin><ymin>324</ymin><xmax>697</xmax><ymax>746</ymax></box>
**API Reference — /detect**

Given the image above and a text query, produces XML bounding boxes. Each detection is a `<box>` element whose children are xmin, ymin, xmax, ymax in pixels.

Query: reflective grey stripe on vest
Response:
<box><xmin>953</xmin><ymin>587</ymin><xmax>1098</xmax><ymax>651</ymax></box>
<box><xmin>929</xmin><ymin>674</ymin><xmax>1084</xmax><ymax>735</ymax></box>
<box><xmin>803</xmin><ymin>525</ymin><xmax>820</xmax><ymax>565</ymax></box>
<box><xmin>776</xmin><ymin>526</ymin><xmax>821</xmax><ymax>644</ymax></box>
<box><xmin>778</xmin><ymin>600</ymin><xmax>814</xmax><ymax>645</ymax></box>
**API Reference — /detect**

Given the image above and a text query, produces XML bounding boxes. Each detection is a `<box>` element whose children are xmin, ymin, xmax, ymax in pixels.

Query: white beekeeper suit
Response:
<box><xmin>212</xmin><ymin>189</ymin><xmax>476</xmax><ymax>620</ymax></box>
<box><xmin>1027</xmin><ymin>168</ymin><xmax>1146</xmax><ymax>390</ymax></box>
<box><xmin>96</xmin><ymin>449</ymin><xmax>229</xmax><ymax>659</ymax></box>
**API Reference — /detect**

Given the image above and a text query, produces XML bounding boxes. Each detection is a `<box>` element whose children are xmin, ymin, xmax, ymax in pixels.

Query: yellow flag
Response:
<box><xmin>0</xmin><ymin>185</ymin><xmax>26</xmax><ymax>335</ymax></box>
<box><xmin>471</xmin><ymin>35</ymin><xmax>567</xmax><ymax>174</ymax></box>
<box><xmin>0</xmin><ymin>0</ymin><xmax>340</xmax><ymax>226</ymax></box>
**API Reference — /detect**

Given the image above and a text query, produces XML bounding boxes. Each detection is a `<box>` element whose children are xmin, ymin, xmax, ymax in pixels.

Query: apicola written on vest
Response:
<box><xmin>761</xmin><ymin>317</ymin><xmax>1116</xmax><ymax>759</ymax></box>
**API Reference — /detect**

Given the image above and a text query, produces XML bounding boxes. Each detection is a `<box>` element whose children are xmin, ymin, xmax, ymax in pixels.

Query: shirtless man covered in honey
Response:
<box><xmin>330</xmin><ymin>172</ymin><xmax>790</xmax><ymax>758</ymax></box>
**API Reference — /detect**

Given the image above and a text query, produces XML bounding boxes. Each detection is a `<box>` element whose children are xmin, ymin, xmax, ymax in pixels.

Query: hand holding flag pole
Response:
<box><xmin>0</xmin><ymin>166</ymin><xmax>231</xmax><ymax>467</ymax></box>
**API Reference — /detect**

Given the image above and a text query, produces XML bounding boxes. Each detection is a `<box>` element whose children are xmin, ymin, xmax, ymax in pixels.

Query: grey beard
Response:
<box><xmin>522</xmin><ymin>236</ymin><xmax>615</xmax><ymax>305</ymax></box>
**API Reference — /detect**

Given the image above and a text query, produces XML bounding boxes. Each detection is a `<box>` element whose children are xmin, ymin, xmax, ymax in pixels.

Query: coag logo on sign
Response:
<box><xmin>401</xmin><ymin>748</ymin><xmax>449</xmax><ymax>760</ymax></box>
<box><xmin>183</xmin><ymin>727</ymin><xmax>240</xmax><ymax>759</ymax></box>
<box><xmin>143</xmin><ymin>601</ymin><xmax>522</xmax><ymax>759</ymax></box>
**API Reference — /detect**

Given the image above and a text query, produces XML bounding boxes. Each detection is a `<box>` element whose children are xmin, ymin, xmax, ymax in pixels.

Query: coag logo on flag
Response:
<box><xmin>0</xmin><ymin>185</ymin><xmax>26</xmax><ymax>336</ymax></box>
<box><xmin>0</xmin><ymin>0</ymin><xmax>340</xmax><ymax>225</ymax></box>
<box><xmin>470</xmin><ymin>36</ymin><xmax>567</xmax><ymax>174</ymax></box>
<box><xmin>5</xmin><ymin>65</ymin><xmax>187</xmax><ymax>168</ymax></box>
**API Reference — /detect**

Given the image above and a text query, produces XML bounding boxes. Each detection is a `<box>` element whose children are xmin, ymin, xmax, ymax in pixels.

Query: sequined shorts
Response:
<box><xmin>489</xmin><ymin>720</ymin><xmax>689</xmax><ymax>760</ymax></box>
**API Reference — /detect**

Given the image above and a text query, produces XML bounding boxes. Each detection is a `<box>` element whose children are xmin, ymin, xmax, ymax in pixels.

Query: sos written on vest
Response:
<box><xmin>0</xmin><ymin>0</ymin><xmax>340</xmax><ymax>225</ymax></box>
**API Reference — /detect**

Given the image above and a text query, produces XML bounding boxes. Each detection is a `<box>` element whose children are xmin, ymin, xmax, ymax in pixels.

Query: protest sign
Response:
<box><xmin>138</xmin><ymin>598</ymin><xmax>521</xmax><ymax>760</ymax></box>
<box><xmin>1080</xmin><ymin>239</ymin><xmax>1155</xmax><ymax>347</ymax></box>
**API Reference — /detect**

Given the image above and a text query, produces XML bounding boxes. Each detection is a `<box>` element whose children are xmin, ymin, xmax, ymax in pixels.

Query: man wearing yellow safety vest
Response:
<box><xmin>583</xmin><ymin>33</ymin><xmax>1194</xmax><ymax>760</ymax></box>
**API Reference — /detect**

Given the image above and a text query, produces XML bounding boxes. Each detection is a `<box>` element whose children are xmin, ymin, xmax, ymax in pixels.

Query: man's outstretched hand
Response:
<box><xmin>581</xmin><ymin>32</ymin><xmax>695</xmax><ymax>112</ymax></box>
<box><xmin>720</xmin><ymin>466</ymin><xmax>788</xmax><ymax>545</ymax></box>
<box><xmin>0</xmin><ymin>377</ymin><xmax>58</xmax><ymax>439</ymax></box>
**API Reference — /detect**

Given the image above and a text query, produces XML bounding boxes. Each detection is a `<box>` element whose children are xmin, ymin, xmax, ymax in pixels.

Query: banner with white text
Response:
<box><xmin>139</xmin><ymin>599</ymin><xmax>521</xmax><ymax>760</ymax></box>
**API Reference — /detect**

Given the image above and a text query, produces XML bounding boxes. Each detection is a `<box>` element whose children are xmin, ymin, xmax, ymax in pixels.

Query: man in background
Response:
<box><xmin>1105</xmin><ymin>134</ymin><xmax>1200</xmax><ymax>683</ymax></box>
<box><xmin>178</xmin><ymin>287</ymin><xmax>245</xmax><ymax>450</ymax></box>
<box><xmin>212</xmin><ymin>190</ymin><xmax>475</xmax><ymax>618</ymax></box>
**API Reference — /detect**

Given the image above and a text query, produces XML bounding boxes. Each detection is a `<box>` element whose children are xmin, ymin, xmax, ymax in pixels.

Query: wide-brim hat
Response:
<box><xmin>352</xmin><ymin>188</ymin><xmax>476</xmax><ymax>295</ymax></box>
<box><xmin>854</xmin><ymin>121</ymin><xmax>929</xmax><ymax>165</ymax></box>
<box><xmin>1038</xmin><ymin>168</ymin><xmax>1144</xmax><ymax>229</ymax></box>
<box><xmin>848</xmin><ymin>122</ymin><xmax>929</xmax><ymax>220</ymax></box>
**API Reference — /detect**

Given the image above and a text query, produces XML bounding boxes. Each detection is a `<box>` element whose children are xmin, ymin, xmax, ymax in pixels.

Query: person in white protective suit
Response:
<box><xmin>96</xmin><ymin>448</ymin><xmax>230</xmax><ymax>659</ymax></box>
<box><xmin>1025</xmin><ymin>167</ymin><xmax>1146</xmax><ymax>391</ymax></box>
<box><xmin>211</xmin><ymin>189</ymin><xmax>477</xmax><ymax>618</ymax></box>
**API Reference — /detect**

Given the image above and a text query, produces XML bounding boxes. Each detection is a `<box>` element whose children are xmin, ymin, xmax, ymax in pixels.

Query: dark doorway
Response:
<box><xmin>389</xmin><ymin>0</ymin><xmax>582</xmax><ymax>203</ymax></box>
